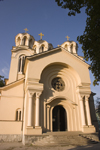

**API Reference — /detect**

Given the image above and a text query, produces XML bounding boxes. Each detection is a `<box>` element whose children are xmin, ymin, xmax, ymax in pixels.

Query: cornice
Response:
<box><xmin>11</xmin><ymin>46</ymin><xmax>34</xmax><ymax>53</ymax></box>
<box><xmin>0</xmin><ymin>78</ymin><xmax>24</xmax><ymax>91</ymax></box>
<box><xmin>26</xmin><ymin>46</ymin><xmax>90</xmax><ymax>68</ymax></box>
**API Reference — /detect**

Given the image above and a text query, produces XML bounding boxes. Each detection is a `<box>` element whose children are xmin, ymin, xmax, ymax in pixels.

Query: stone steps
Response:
<box><xmin>24</xmin><ymin>131</ymin><xmax>99</xmax><ymax>146</ymax></box>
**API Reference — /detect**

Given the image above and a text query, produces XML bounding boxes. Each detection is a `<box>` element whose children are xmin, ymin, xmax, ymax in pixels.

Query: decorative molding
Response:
<box><xmin>85</xmin><ymin>95</ymin><xmax>89</xmax><ymax>101</ymax></box>
<box><xmin>28</xmin><ymin>90</ymin><xmax>35</xmax><ymax>98</ymax></box>
<box><xmin>78</xmin><ymin>94</ymin><xmax>84</xmax><ymax>101</ymax></box>
<box><xmin>36</xmin><ymin>92</ymin><xmax>41</xmax><ymax>98</ymax></box>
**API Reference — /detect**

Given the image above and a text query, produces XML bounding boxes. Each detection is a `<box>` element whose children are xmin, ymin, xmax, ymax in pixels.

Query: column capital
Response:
<box><xmin>85</xmin><ymin>95</ymin><xmax>90</xmax><ymax>101</ymax></box>
<box><xmin>28</xmin><ymin>91</ymin><xmax>34</xmax><ymax>98</ymax></box>
<box><xmin>79</xmin><ymin>94</ymin><xmax>84</xmax><ymax>101</ymax></box>
<box><xmin>36</xmin><ymin>92</ymin><xmax>41</xmax><ymax>98</ymax></box>
<box><xmin>46</xmin><ymin>105</ymin><xmax>50</xmax><ymax>108</ymax></box>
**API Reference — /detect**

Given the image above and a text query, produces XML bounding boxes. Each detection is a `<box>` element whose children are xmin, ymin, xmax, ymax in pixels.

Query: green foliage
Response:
<box><xmin>95</xmin><ymin>97</ymin><xmax>100</xmax><ymax>116</ymax></box>
<box><xmin>55</xmin><ymin>0</ymin><xmax>100</xmax><ymax>85</ymax></box>
<box><xmin>0</xmin><ymin>75</ymin><xmax>5</xmax><ymax>87</ymax></box>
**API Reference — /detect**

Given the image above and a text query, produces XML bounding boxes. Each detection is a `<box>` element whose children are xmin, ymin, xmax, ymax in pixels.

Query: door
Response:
<box><xmin>52</xmin><ymin>105</ymin><xmax>67</xmax><ymax>131</ymax></box>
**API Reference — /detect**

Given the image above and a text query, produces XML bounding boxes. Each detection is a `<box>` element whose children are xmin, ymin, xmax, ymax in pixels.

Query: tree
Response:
<box><xmin>0</xmin><ymin>75</ymin><xmax>5</xmax><ymax>87</ymax></box>
<box><xmin>55</xmin><ymin>0</ymin><xmax>100</xmax><ymax>85</ymax></box>
<box><xmin>95</xmin><ymin>97</ymin><xmax>100</xmax><ymax>129</ymax></box>
<box><xmin>96</xmin><ymin>97</ymin><xmax>100</xmax><ymax>116</ymax></box>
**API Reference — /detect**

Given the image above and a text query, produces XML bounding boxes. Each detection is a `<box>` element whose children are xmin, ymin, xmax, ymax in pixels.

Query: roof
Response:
<box><xmin>26</xmin><ymin>46</ymin><xmax>90</xmax><ymax>67</ymax></box>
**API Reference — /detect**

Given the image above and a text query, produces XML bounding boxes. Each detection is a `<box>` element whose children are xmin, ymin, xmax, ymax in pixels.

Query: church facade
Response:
<box><xmin>0</xmin><ymin>32</ymin><xmax>98</xmax><ymax>143</ymax></box>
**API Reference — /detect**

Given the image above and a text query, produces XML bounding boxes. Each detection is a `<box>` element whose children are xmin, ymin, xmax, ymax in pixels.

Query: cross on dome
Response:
<box><xmin>24</xmin><ymin>28</ymin><xmax>29</xmax><ymax>33</ymax></box>
<box><xmin>66</xmin><ymin>35</ymin><xmax>70</xmax><ymax>41</ymax></box>
<box><xmin>38</xmin><ymin>32</ymin><xmax>44</xmax><ymax>40</ymax></box>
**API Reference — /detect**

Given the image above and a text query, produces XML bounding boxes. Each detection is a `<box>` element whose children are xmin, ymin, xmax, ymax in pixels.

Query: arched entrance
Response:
<box><xmin>52</xmin><ymin>105</ymin><xmax>67</xmax><ymax>131</ymax></box>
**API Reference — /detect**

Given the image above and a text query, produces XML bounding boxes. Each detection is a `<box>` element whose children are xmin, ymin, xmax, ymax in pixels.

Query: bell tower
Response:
<box><xmin>8</xmin><ymin>32</ymin><xmax>35</xmax><ymax>84</ymax></box>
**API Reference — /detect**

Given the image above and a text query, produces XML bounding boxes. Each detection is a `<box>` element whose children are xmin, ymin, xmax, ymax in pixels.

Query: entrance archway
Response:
<box><xmin>52</xmin><ymin>105</ymin><xmax>67</xmax><ymax>131</ymax></box>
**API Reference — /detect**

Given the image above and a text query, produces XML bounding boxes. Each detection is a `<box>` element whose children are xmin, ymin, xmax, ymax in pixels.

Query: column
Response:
<box><xmin>80</xmin><ymin>95</ymin><xmax>86</xmax><ymax>126</ymax></box>
<box><xmin>27</xmin><ymin>92</ymin><xmax>33</xmax><ymax>126</ymax></box>
<box><xmin>47</xmin><ymin>105</ymin><xmax>50</xmax><ymax>131</ymax></box>
<box><xmin>35</xmin><ymin>92</ymin><xmax>40</xmax><ymax>127</ymax></box>
<box><xmin>85</xmin><ymin>96</ymin><xmax>92</xmax><ymax>125</ymax></box>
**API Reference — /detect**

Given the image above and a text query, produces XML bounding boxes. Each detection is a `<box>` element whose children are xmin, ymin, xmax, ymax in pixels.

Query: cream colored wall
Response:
<box><xmin>27</xmin><ymin>50</ymin><xmax>90</xmax><ymax>84</ymax></box>
<box><xmin>8</xmin><ymin>49</ymin><xmax>33</xmax><ymax>84</ymax></box>
<box><xmin>0</xmin><ymin>122</ymin><xmax>22</xmax><ymax>134</ymax></box>
<box><xmin>23</xmin><ymin>49</ymin><xmax>91</xmax><ymax>133</ymax></box>
<box><xmin>22</xmin><ymin>92</ymin><xmax>29</xmax><ymax>135</ymax></box>
<box><xmin>8</xmin><ymin>56</ymin><xmax>18</xmax><ymax>84</ymax></box>
<box><xmin>39</xmin><ymin>62</ymin><xmax>82</xmax><ymax>132</ymax></box>
<box><xmin>0</xmin><ymin>82</ymin><xmax>23</xmax><ymax>120</ymax></box>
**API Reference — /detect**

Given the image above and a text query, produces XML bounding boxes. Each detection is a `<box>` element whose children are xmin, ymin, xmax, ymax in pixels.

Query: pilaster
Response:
<box><xmin>79</xmin><ymin>95</ymin><xmax>86</xmax><ymax>126</ymax></box>
<box><xmin>27</xmin><ymin>91</ymin><xmax>34</xmax><ymax>127</ymax></box>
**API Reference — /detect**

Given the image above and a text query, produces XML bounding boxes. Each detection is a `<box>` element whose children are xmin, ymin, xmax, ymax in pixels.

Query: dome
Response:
<box><xmin>61</xmin><ymin>41</ymin><xmax>78</xmax><ymax>54</ymax></box>
<box><xmin>32</xmin><ymin>39</ymin><xmax>53</xmax><ymax>54</ymax></box>
<box><xmin>15</xmin><ymin>33</ymin><xmax>35</xmax><ymax>48</ymax></box>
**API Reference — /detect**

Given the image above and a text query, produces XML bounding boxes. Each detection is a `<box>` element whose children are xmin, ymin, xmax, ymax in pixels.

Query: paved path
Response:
<box><xmin>0</xmin><ymin>142</ymin><xmax>100</xmax><ymax>150</ymax></box>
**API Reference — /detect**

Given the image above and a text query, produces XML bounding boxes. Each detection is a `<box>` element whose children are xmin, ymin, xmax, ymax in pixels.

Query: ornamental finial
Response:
<box><xmin>66</xmin><ymin>35</ymin><xmax>70</xmax><ymax>41</ymax></box>
<box><xmin>24</xmin><ymin>28</ymin><xmax>29</xmax><ymax>33</ymax></box>
<box><xmin>38</xmin><ymin>32</ymin><xmax>44</xmax><ymax>40</ymax></box>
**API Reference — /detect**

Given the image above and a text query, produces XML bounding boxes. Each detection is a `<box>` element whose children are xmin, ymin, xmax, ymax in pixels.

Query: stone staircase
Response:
<box><xmin>24</xmin><ymin>131</ymin><xmax>99</xmax><ymax>146</ymax></box>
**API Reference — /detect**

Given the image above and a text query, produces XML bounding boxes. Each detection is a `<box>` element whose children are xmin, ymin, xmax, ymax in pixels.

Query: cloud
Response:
<box><xmin>1</xmin><ymin>67</ymin><xmax>9</xmax><ymax>78</ymax></box>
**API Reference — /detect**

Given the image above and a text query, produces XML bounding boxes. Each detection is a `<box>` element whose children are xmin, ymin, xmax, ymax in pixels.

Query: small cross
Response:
<box><xmin>24</xmin><ymin>28</ymin><xmax>29</xmax><ymax>33</ymax></box>
<box><xmin>38</xmin><ymin>32</ymin><xmax>44</xmax><ymax>40</ymax></box>
<box><xmin>66</xmin><ymin>35</ymin><xmax>70</xmax><ymax>41</ymax></box>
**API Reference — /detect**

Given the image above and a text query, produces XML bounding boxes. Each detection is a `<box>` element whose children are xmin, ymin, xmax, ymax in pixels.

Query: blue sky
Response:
<box><xmin>0</xmin><ymin>0</ymin><xmax>99</xmax><ymax>100</ymax></box>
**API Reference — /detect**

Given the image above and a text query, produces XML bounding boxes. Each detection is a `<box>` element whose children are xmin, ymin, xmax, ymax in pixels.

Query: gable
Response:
<box><xmin>25</xmin><ymin>48</ymin><xmax>91</xmax><ymax>84</ymax></box>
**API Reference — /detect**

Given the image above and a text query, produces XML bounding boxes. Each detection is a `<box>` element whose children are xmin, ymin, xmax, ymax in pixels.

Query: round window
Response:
<box><xmin>51</xmin><ymin>77</ymin><xmax>65</xmax><ymax>91</ymax></box>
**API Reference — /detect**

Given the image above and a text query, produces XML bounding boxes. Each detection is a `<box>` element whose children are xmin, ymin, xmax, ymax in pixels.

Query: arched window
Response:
<box><xmin>16</xmin><ymin>111</ymin><xmax>18</xmax><ymax>121</ymax></box>
<box><xmin>16</xmin><ymin>109</ymin><xmax>22</xmax><ymax>121</ymax></box>
<box><xmin>64</xmin><ymin>44</ymin><xmax>67</xmax><ymax>50</ymax></box>
<box><xmin>19</xmin><ymin>111</ymin><xmax>21</xmax><ymax>121</ymax></box>
<box><xmin>70</xmin><ymin>44</ymin><xmax>73</xmax><ymax>53</ymax></box>
<box><xmin>33</xmin><ymin>45</ymin><xmax>36</xmax><ymax>53</ymax></box>
<box><xmin>22</xmin><ymin>36</ymin><xmax>27</xmax><ymax>45</ymax></box>
<box><xmin>29</xmin><ymin>39</ymin><xmax>33</xmax><ymax>48</ymax></box>
<box><xmin>18</xmin><ymin>55</ymin><xmax>25</xmax><ymax>73</ymax></box>
<box><xmin>17</xmin><ymin>37</ymin><xmax>21</xmax><ymax>46</ymax></box>
<box><xmin>39</xmin><ymin>44</ymin><xmax>44</xmax><ymax>53</ymax></box>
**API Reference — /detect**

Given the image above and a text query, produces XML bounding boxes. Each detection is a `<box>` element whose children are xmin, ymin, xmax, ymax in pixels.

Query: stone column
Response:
<box><xmin>27</xmin><ymin>92</ymin><xmax>33</xmax><ymax>126</ymax></box>
<box><xmin>47</xmin><ymin>105</ymin><xmax>50</xmax><ymax>131</ymax></box>
<box><xmin>80</xmin><ymin>95</ymin><xmax>86</xmax><ymax>126</ymax></box>
<box><xmin>85</xmin><ymin>95</ymin><xmax>92</xmax><ymax>125</ymax></box>
<box><xmin>35</xmin><ymin>92</ymin><xmax>40</xmax><ymax>127</ymax></box>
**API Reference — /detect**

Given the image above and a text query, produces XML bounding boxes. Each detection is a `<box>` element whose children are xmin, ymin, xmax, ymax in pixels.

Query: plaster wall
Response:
<box><xmin>0</xmin><ymin>83</ymin><xmax>23</xmax><ymax>120</ymax></box>
<box><xmin>8</xmin><ymin>49</ymin><xmax>32</xmax><ymax>84</ymax></box>
<box><xmin>27</xmin><ymin>50</ymin><xmax>90</xmax><ymax>84</ymax></box>
<box><xmin>0</xmin><ymin>122</ymin><xmax>22</xmax><ymax>134</ymax></box>
<box><xmin>8</xmin><ymin>57</ymin><xmax>18</xmax><ymax>84</ymax></box>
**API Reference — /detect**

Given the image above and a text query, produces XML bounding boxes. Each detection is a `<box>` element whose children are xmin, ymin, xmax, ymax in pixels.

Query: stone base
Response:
<box><xmin>0</xmin><ymin>134</ymin><xmax>22</xmax><ymax>142</ymax></box>
<box><xmin>82</xmin><ymin>125</ymin><xmax>96</xmax><ymax>133</ymax></box>
<box><xmin>26</xmin><ymin>126</ymin><xmax>42</xmax><ymax>135</ymax></box>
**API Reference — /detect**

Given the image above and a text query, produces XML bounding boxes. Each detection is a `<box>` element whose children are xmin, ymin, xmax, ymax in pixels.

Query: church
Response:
<box><xmin>0</xmin><ymin>30</ymin><xmax>98</xmax><ymax>143</ymax></box>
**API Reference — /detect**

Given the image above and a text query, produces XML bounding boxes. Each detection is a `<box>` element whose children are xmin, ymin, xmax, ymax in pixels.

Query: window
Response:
<box><xmin>70</xmin><ymin>44</ymin><xmax>73</xmax><ymax>53</ymax></box>
<box><xmin>16</xmin><ymin>109</ymin><xmax>22</xmax><ymax>121</ymax></box>
<box><xmin>51</xmin><ymin>77</ymin><xmax>65</xmax><ymax>92</ymax></box>
<box><xmin>64</xmin><ymin>44</ymin><xmax>67</xmax><ymax>50</ymax></box>
<box><xmin>29</xmin><ymin>39</ymin><xmax>33</xmax><ymax>48</ymax></box>
<box><xmin>22</xmin><ymin>36</ymin><xmax>27</xmax><ymax>45</ymax></box>
<box><xmin>18</xmin><ymin>55</ymin><xmax>25</xmax><ymax>73</ymax></box>
<box><xmin>17</xmin><ymin>37</ymin><xmax>21</xmax><ymax>46</ymax></box>
<box><xmin>39</xmin><ymin>44</ymin><xmax>44</xmax><ymax>53</ymax></box>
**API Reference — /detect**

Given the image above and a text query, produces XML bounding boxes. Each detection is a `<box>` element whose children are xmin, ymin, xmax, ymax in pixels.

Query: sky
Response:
<box><xmin>0</xmin><ymin>0</ymin><xmax>100</xmax><ymax>100</ymax></box>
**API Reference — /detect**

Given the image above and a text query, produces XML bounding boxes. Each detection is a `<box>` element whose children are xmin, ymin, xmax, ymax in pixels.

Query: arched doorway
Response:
<box><xmin>52</xmin><ymin>105</ymin><xmax>67</xmax><ymax>131</ymax></box>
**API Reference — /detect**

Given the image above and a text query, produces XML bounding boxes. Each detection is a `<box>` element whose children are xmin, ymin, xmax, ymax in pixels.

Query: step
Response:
<box><xmin>24</xmin><ymin>131</ymin><xmax>99</xmax><ymax>146</ymax></box>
